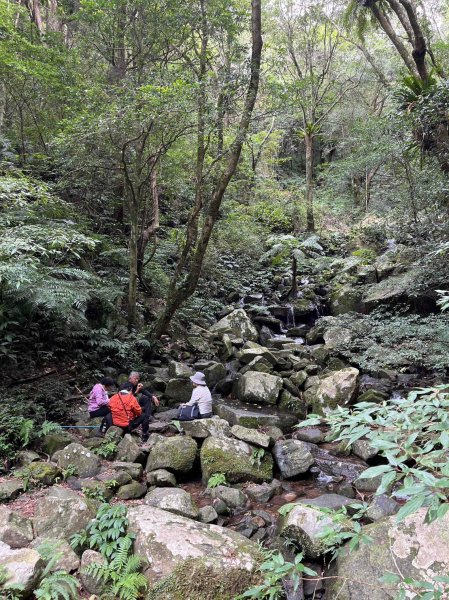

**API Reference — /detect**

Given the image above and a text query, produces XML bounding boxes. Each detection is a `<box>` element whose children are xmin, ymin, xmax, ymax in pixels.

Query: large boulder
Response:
<box><xmin>272</xmin><ymin>439</ymin><xmax>314</xmax><ymax>478</ymax></box>
<box><xmin>145</xmin><ymin>488</ymin><xmax>199</xmax><ymax>519</ymax></box>
<box><xmin>111</xmin><ymin>461</ymin><xmax>143</xmax><ymax>480</ymax></box>
<box><xmin>231</xmin><ymin>425</ymin><xmax>270</xmax><ymax>449</ymax></box>
<box><xmin>323</xmin><ymin>326</ymin><xmax>353</xmax><ymax>348</ymax></box>
<box><xmin>15</xmin><ymin>450</ymin><xmax>40</xmax><ymax>467</ymax></box>
<box><xmin>0</xmin><ymin>508</ymin><xmax>34</xmax><ymax>548</ymax></box>
<box><xmin>80</xmin><ymin>550</ymin><xmax>107</xmax><ymax>595</ymax></box>
<box><xmin>41</xmin><ymin>431</ymin><xmax>75</xmax><ymax>455</ymax></box>
<box><xmin>209</xmin><ymin>309</ymin><xmax>258</xmax><ymax>342</ymax></box>
<box><xmin>204</xmin><ymin>362</ymin><xmax>227</xmax><ymax>388</ymax></box>
<box><xmin>146</xmin><ymin>436</ymin><xmax>198</xmax><ymax>474</ymax></box>
<box><xmin>330</xmin><ymin>284</ymin><xmax>364</xmax><ymax>315</ymax></box>
<box><xmin>34</xmin><ymin>487</ymin><xmax>97</xmax><ymax>540</ymax></box>
<box><xmin>182</xmin><ymin>417</ymin><xmax>231</xmax><ymax>440</ymax></box>
<box><xmin>146</xmin><ymin>469</ymin><xmax>177</xmax><ymax>487</ymax></box>
<box><xmin>236</xmin><ymin>372</ymin><xmax>283</xmax><ymax>405</ymax></box>
<box><xmin>116</xmin><ymin>481</ymin><xmax>147</xmax><ymax>500</ymax></box>
<box><xmin>0</xmin><ymin>541</ymin><xmax>44</xmax><ymax>598</ymax></box>
<box><xmin>214</xmin><ymin>398</ymin><xmax>297</xmax><ymax>432</ymax></box>
<box><xmin>30</xmin><ymin>538</ymin><xmax>80</xmax><ymax>573</ymax></box>
<box><xmin>201</xmin><ymin>436</ymin><xmax>273</xmax><ymax>484</ymax></box>
<box><xmin>168</xmin><ymin>361</ymin><xmax>193</xmax><ymax>378</ymax></box>
<box><xmin>52</xmin><ymin>443</ymin><xmax>101</xmax><ymax>478</ymax></box>
<box><xmin>20</xmin><ymin>462</ymin><xmax>62</xmax><ymax>486</ymax></box>
<box><xmin>362</xmin><ymin>268</ymin><xmax>435</xmax><ymax>312</ymax></box>
<box><xmin>278</xmin><ymin>504</ymin><xmax>350</xmax><ymax>558</ymax></box>
<box><xmin>237</xmin><ymin>343</ymin><xmax>277</xmax><ymax>366</ymax></box>
<box><xmin>115</xmin><ymin>434</ymin><xmax>146</xmax><ymax>464</ymax></box>
<box><xmin>0</xmin><ymin>479</ymin><xmax>24</xmax><ymax>502</ymax></box>
<box><xmin>327</xmin><ymin>508</ymin><xmax>449</xmax><ymax>599</ymax></box>
<box><xmin>209</xmin><ymin>486</ymin><xmax>247</xmax><ymax>510</ymax></box>
<box><xmin>127</xmin><ymin>506</ymin><xmax>261</xmax><ymax>589</ymax></box>
<box><xmin>309</xmin><ymin>368</ymin><xmax>360</xmax><ymax>415</ymax></box>
<box><xmin>164</xmin><ymin>379</ymin><xmax>193</xmax><ymax>404</ymax></box>
<box><xmin>366</xmin><ymin>495</ymin><xmax>399</xmax><ymax>522</ymax></box>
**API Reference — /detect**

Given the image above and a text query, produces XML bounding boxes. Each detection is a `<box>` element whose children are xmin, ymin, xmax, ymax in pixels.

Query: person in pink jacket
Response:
<box><xmin>88</xmin><ymin>377</ymin><xmax>115</xmax><ymax>418</ymax></box>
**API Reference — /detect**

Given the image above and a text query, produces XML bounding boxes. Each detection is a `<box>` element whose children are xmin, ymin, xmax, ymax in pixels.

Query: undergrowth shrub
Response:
<box><xmin>0</xmin><ymin>405</ymin><xmax>33</xmax><ymax>465</ymax></box>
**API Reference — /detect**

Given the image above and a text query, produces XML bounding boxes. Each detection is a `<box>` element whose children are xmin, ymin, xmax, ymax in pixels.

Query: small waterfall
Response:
<box><xmin>386</xmin><ymin>239</ymin><xmax>397</xmax><ymax>253</ymax></box>
<box><xmin>286</xmin><ymin>303</ymin><xmax>296</xmax><ymax>328</ymax></box>
<box><xmin>238</xmin><ymin>297</ymin><xmax>245</xmax><ymax>308</ymax></box>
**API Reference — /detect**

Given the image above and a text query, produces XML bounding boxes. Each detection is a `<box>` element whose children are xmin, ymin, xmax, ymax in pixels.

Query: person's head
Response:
<box><xmin>129</xmin><ymin>371</ymin><xmax>140</xmax><ymax>386</ymax></box>
<box><xmin>119</xmin><ymin>382</ymin><xmax>134</xmax><ymax>393</ymax></box>
<box><xmin>190</xmin><ymin>372</ymin><xmax>207</xmax><ymax>387</ymax></box>
<box><xmin>100</xmin><ymin>377</ymin><xmax>116</xmax><ymax>391</ymax></box>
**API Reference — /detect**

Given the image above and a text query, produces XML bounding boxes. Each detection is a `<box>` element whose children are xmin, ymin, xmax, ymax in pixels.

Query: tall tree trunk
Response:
<box><xmin>304</xmin><ymin>131</ymin><xmax>315</xmax><ymax>232</ymax></box>
<box><xmin>25</xmin><ymin>0</ymin><xmax>44</xmax><ymax>33</ymax></box>
<box><xmin>170</xmin><ymin>0</ymin><xmax>208</xmax><ymax>284</ymax></box>
<box><xmin>153</xmin><ymin>0</ymin><xmax>263</xmax><ymax>338</ymax></box>
<box><xmin>137</xmin><ymin>162</ymin><xmax>159</xmax><ymax>282</ymax></box>
<box><xmin>365</xmin><ymin>165</ymin><xmax>380</xmax><ymax>211</ymax></box>
<box><xmin>371</xmin><ymin>4</ymin><xmax>418</xmax><ymax>76</ymax></box>
<box><xmin>46</xmin><ymin>0</ymin><xmax>59</xmax><ymax>32</ymax></box>
<box><xmin>0</xmin><ymin>82</ymin><xmax>6</xmax><ymax>134</ymax></box>
<box><xmin>127</xmin><ymin>191</ymin><xmax>139</xmax><ymax>330</ymax></box>
<box><xmin>397</xmin><ymin>0</ymin><xmax>428</xmax><ymax>80</ymax></box>
<box><xmin>291</xmin><ymin>256</ymin><xmax>298</xmax><ymax>298</ymax></box>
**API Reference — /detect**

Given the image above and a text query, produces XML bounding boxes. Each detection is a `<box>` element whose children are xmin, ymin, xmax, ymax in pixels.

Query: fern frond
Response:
<box><xmin>33</xmin><ymin>571</ymin><xmax>79</xmax><ymax>600</ymax></box>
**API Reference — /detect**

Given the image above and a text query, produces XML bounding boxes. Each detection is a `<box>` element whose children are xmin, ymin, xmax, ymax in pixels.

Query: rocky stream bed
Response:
<box><xmin>2</xmin><ymin>243</ymin><xmax>448</xmax><ymax>599</ymax></box>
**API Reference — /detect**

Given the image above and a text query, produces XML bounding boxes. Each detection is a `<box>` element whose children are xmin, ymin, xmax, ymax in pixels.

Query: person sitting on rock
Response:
<box><xmin>105</xmin><ymin>382</ymin><xmax>151</xmax><ymax>441</ymax></box>
<box><xmin>128</xmin><ymin>370</ymin><xmax>160</xmax><ymax>425</ymax></box>
<box><xmin>179</xmin><ymin>372</ymin><xmax>213</xmax><ymax>419</ymax></box>
<box><xmin>88</xmin><ymin>377</ymin><xmax>115</xmax><ymax>419</ymax></box>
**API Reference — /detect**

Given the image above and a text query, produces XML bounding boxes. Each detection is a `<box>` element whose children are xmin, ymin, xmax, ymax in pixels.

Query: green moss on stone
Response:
<box><xmin>200</xmin><ymin>444</ymin><xmax>273</xmax><ymax>484</ymax></box>
<box><xmin>147</xmin><ymin>558</ymin><xmax>262</xmax><ymax>600</ymax></box>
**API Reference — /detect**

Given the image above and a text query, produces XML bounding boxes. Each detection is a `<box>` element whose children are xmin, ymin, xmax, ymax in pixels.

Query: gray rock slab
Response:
<box><xmin>52</xmin><ymin>443</ymin><xmax>101</xmax><ymax>478</ymax></box>
<box><xmin>145</xmin><ymin>488</ymin><xmax>199</xmax><ymax>519</ymax></box>
<box><xmin>231</xmin><ymin>425</ymin><xmax>270</xmax><ymax>448</ymax></box>
<box><xmin>0</xmin><ymin>540</ymin><xmax>44</xmax><ymax>598</ymax></box>
<box><xmin>214</xmin><ymin>398</ymin><xmax>297</xmax><ymax>432</ymax></box>
<box><xmin>128</xmin><ymin>505</ymin><xmax>261</xmax><ymax>583</ymax></box>
<box><xmin>272</xmin><ymin>439</ymin><xmax>315</xmax><ymax>478</ymax></box>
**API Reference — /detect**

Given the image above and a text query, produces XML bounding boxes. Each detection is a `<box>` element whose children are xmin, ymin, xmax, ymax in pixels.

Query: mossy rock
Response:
<box><xmin>357</xmin><ymin>390</ymin><xmax>389</xmax><ymax>403</ymax></box>
<box><xmin>148</xmin><ymin>558</ymin><xmax>261</xmax><ymax>600</ymax></box>
<box><xmin>200</xmin><ymin>436</ymin><xmax>273</xmax><ymax>484</ymax></box>
<box><xmin>41</xmin><ymin>432</ymin><xmax>75</xmax><ymax>456</ymax></box>
<box><xmin>330</xmin><ymin>284</ymin><xmax>364</xmax><ymax>316</ymax></box>
<box><xmin>277</xmin><ymin>390</ymin><xmax>306</xmax><ymax>419</ymax></box>
<box><xmin>127</xmin><ymin>506</ymin><xmax>262</xmax><ymax>597</ymax></box>
<box><xmin>326</xmin><ymin>508</ymin><xmax>449</xmax><ymax>599</ymax></box>
<box><xmin>146</xmin><ymin>436</ymin><xmax>198</xmax><ymax>474</ymax></box>
<box><xmin>20</xmin><ymin>462</ymin><xmax>62</xmax><ymax>486</ymax></box>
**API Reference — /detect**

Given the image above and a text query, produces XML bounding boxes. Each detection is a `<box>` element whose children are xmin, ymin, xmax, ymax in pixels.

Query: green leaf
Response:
<box><xmin>278</xmin><ymin>503</ymin><xmax>297</xmax><ymax>516</ymax></box>
<box><xmin>377</xmin><ymin>470</ymin><xmax>398</xmax><ymax>495</ymax></box>
<box><xmin>358</xmin><ymin>465</ymin><xmax>394</xmax><ymax>479</ymax></box>
<box><xmin>396</xmin><ymin>494</ymin><xmax>427</xmax><ymax>522</ymax></box>
<box><xmin>379</xmin><ymin>572</ymin><xmax>401</xmax><ymax>585</ymax></box>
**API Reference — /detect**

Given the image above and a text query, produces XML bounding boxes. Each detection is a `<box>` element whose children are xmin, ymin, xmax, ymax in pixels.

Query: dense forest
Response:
<box><xmin>2</xmin><ymin>0</ymin><xmax>449</xmax><ymax>599</ymax></box>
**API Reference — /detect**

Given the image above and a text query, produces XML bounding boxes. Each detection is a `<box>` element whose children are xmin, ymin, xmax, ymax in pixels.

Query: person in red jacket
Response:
<box><xmin>102</xmin><ymin>382</ymin><xmax>150</xmax><ymax>440</ymax></box>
